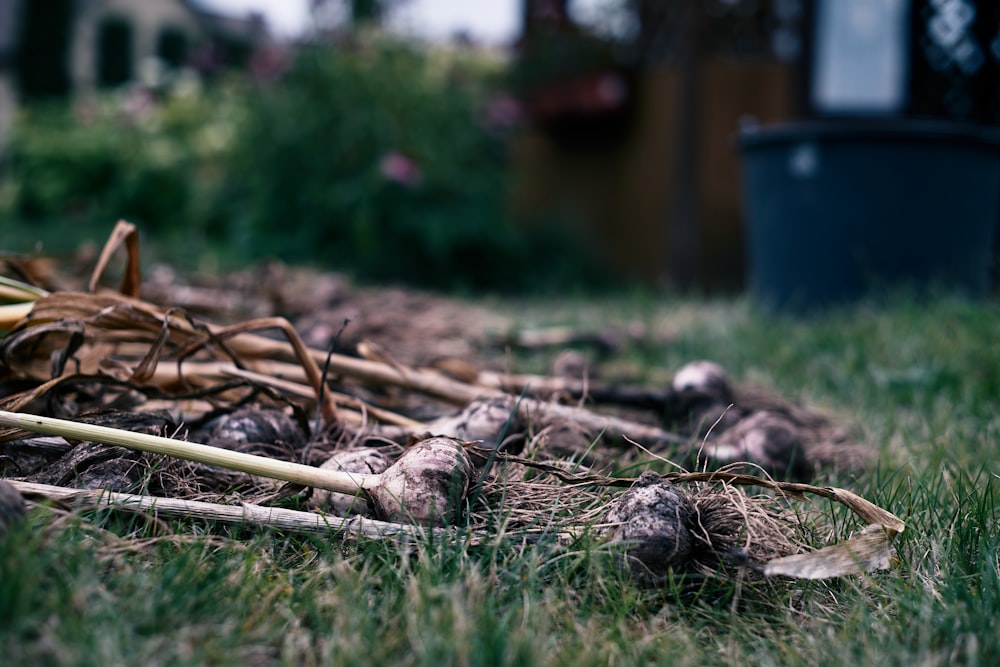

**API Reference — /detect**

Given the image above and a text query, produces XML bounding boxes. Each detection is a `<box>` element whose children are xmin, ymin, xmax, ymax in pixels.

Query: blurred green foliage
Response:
<box><xmin>2</xmin><ymin>34</ymin><xmax>611</xmax><ymax>292</ymax></box>
<box><xmin>2</xmin><ymin>72</ymin><xmax>243</xmax><ymax>261</ymax></box>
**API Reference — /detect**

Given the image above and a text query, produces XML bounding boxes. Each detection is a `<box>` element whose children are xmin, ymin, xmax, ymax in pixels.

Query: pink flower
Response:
<box><xmin>379</xmin><ymin>151</ymin><xmax>422</xmax><ymax>187</ymax></box>
<box><xmin>119</xmin><ymin>87</ymin><xmax>157</xmax><ymax>124</ymax></box>
<box><xmin>250</xmin><ymin>45</ymin><xmax>291</xmax><ymax>83</ymax></box>
<box><xmin>479</xmin><ymin>94</ymin><xmax>524</xmax><ymax>130</ymax></box>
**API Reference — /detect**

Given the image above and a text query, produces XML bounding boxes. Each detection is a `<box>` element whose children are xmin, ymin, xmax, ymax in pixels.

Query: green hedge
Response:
<box><xmin>4</xmin><ymin>75</ymin><xmax>233</xmax><ymax>258</ymax></box>
<box><xmin>3</xmin><ymin>35</ymin><xmax>612</xmax><ymax>292</ymax></box>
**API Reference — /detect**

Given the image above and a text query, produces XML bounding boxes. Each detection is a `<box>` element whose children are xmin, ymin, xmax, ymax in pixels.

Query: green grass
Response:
<box><xmin>2</xmin><ymin>292</ymin><xmax>999</xmax><ymax>665</ymax></box>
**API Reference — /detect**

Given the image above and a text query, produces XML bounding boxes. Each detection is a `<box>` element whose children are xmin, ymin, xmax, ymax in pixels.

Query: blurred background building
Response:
<box><xmin>512</xmin><ymin>0</ymin><xmax>1000</xmax><ymax>290</ymax></box>
<box><xmin>2</xmin><ymin>0</ymin><xmax>999</xmax><ymax>293</ymax></box>
<box><xmin>3</xmin><ymin>0</ymin><xmax>268</xmax><ymax>99</ymax></box>
<box><xmin>0</xmin><ymin>0</ymin><xmax>271</xmax><ymax>180</ymax></box>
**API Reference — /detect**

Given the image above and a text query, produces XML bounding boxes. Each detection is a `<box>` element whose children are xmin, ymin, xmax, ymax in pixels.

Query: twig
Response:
<box><xmin>8</xmin><ymin>480</ymin><xmax>459</xmax><ymax>542</ymax></box>
<box><xmin>477</xmin><ymin>370</ymin><xmax>670</xmax><ymax>410</ymax></box>
<box><xmin>219</xmin><ymin>365</ymin><xmax>424</xmax><ymax>427</ymax></box>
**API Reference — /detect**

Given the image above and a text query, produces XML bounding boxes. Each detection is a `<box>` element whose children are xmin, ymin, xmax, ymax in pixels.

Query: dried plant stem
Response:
<box><xmin>88</xmin><ymin>220</ymin><xmax>142</xmax><ymax>297</ymax></box>
<box><xmin>12</xmin><ymin>291</ymin><xmax>340</xmax><ymax>426</ymax></box>
<box><xmin>238</xmin><ymin>344</ymin><xmax>686</xmax><ymax>447</ymax></box>
<box><xmin>0</xmin><ymin>275</ymin><xmax>45</xmax><ymax>331</ymax></box>
<box><xmin>151</xmin><ymin>353</ymin><xmax>686</xmax><ymax>448</ymax></box>
<box><xmin>13</xmin><ymin>292</ymin><xmax>683</xmax><ymax>448</ymax></box>
<box><xmin>0</xmin><ymin>276</ymin><xmax>49</xmax><ymax>301</ymax></box>
<box><xmin>0</xmin><ymin>302</ymin><xmax>35</xmax><ymax>331</ymax></box>
<box><xmin>218</xmin><ymin>365</ymin><xmax>424</xmax><ymax>428</ymax></box>
<box><xmin>507</xmin><ymin>459</ymin><xmax>905</xmax><ymax>536</ymax></box>
<box><xmin>212</xmin><ymin>331</ymin><xmax>487</xmax><ymax>405</ymax></box>
<box><xmin>196</xmin><ymin>317</ymin><xmax>340</xmax><ymax>425</ymax></box>
<box><xmin>8</xmin><ymin>480</ymin><xmax>455</xmax><ymax>542</ymax></box>
<box><xmin>0</xmin><ymin>410</ymin><xmax>376</xmax><ymax>495</ymax></box>
<box><xmin>296</xmin><ymin>348</ymin><xmax>687</xmax><ymax>446</ymax></box>
<box><xmin>519</xmin><ymin>399</ymin><xmax>688</xmax><ymax>447</ymax></box>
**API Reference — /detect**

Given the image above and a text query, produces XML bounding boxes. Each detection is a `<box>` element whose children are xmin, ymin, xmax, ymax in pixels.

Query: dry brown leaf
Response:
<box><xmin>88</xmin><ymin>220</ymin><xmax>142</xmax><ymax>297</ymax></box>
<box><xmin>763</xmin><ymin>524</ymin><xmax>897</xmax><ymax>579</ymax></box>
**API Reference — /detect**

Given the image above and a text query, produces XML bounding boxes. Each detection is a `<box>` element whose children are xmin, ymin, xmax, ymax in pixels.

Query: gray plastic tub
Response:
<box><xmin>739</xmin><ymin>120</ymin><xmax>1000</xmax><ymax>310</ymax></box>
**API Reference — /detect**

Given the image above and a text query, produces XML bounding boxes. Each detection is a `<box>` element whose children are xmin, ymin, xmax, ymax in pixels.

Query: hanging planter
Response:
<box><xmin>511</xmin><ymin>27</ymin><xmax>635</xmax><ymax>150</ymax></box>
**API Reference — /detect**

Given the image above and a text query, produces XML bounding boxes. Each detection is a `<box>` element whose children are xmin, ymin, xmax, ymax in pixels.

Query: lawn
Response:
<box><xmin>1</xmin><ymin>289</ymin><xmax>998</xmax><ymax>666</ymax></box>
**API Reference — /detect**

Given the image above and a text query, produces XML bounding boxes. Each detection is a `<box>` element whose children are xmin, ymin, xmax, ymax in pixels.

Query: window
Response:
<box><xmin>97</xmin><ymin>17</ymin><xmax>133</xmax><ymax>87</ymax></box>
<box><xmin>812</xmin><ymin>0</ymin><xmax>909</xmax><ymax>113</ymax></box>
<box><xmin>157</xmin><ymin>27</ymin><xmax>188</xmax><ymax>69</ymax></box>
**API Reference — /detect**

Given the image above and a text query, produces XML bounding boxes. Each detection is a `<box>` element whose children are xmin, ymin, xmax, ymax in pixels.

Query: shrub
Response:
<box><xmin>224</xmin><ymin>35</ymin><xmax>585</xmax><ymax>290</ymax></box>
<box><xmin>4</xmin><ymin>78</ymin><xmax>235</xmax><ymax>257</ymax></box>
<box><xmin>3</xmin><ymin>35</ymin><xmax>613</xmax><ymax>292</ymax></box>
